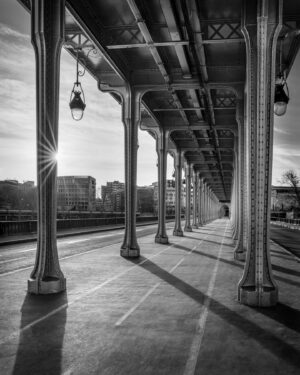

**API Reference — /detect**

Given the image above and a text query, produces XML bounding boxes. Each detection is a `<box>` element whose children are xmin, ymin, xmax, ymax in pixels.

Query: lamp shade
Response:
<box><xmin>69</xmin><ymin>91</ymin><xmax>86</xmax><ymax>121</ymax></box>
<box><xmin>274</xmin><ymin>83</ymin><xmax>289</xmax><ymax>116</ymax></box>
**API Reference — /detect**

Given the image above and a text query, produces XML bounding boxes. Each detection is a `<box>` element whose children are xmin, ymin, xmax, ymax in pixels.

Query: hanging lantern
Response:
<box><xmin>69</xmin><ymin>50</ymin><xmax>86</xmax><ymax>121</ymax></box>
<box><xmin>69</xmin><ymin>82</ymin><xmax>86</xmax><ymax>121</ymax></box>
<box><xmin>274</xmin><ymin>76</ymin><xmax>289</xmax><ymax>116</ymax></box>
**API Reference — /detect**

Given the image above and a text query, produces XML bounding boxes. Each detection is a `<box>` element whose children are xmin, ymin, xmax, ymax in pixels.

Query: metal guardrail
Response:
<box><xmin>0</xmin><ymin>215</ymin><xmax>176</xmax><ymax>237</ymax></box>
<box><xmin>271</xmin><ymin>217</ymin><xmax>300</xmax><ymax>230</ymax></box>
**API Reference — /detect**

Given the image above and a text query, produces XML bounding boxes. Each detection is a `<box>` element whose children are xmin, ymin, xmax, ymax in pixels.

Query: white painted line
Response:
<box><xmin>0</xmin><ymin>247</ymin><xmax>36</xmax><ymax>256</ymax></box>
<box><xmin>0</xmin><ymin>265</ymin><xmax>32</xmax><ymax>277</ymax></box>
<box><xmin>0</xmin><ymin>241</ymin><xmax>180</xmax><ymax>346</ymax></box>
<box><xmin>0</xmin><ymin>242</ymin><xmax>117</xmax><ymax>277</ymax></box>
<box><xmin>183</xmin><ymin>223</ymin><xmax>228</xmax><ymax>375</ymax></box>
<box><xmin>115</xmin><ymin>239</ymin><xmax>208</xmax><ymax>327</ymax></box>
<box><xmin>0</xmin><ymin>230</ymin><xmax>161</xmax><ymax>277</ymax></box>
<box><xmin>0</xmin><ymin>256</ymin><xmax>27</xmax><ymax>264</ymax></box>
<box><xmin>66</xmin><ymin>232</ymin><xmax>122</xmax><ymax>244</ymax></box>
<box><xmin>115</xmin><ymin>282</ymin><xmax>160</xmax><ymax>326</ymax></box>
<box><xmin>115</xmin><ymin>257</ymin><xmax>185</xmax><ymax>327</ymax></box>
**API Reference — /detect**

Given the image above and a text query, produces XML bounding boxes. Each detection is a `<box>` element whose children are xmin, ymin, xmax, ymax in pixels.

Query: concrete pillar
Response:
<box><xmin>192</xmin><ymin>168</ymin><xmax>198</xmax><ymax>229</ymax></box>
<box><xmin>238</xmin><ymin>0</ymin><xmax>282</xmax><ymax>306</ymax></box>
<box><xmin>120</xmin><ymin>88</ymin><xmax>142</xmax><ymax>257</ymax></box>
<box><xmin>28</xmin><ymin>0</ymin><xmax>66</xmax><ymax>294</ymax></box>
<box><xmin>184</xmin><ymin>163</ymin><xmax>192</xmax><ymax>232</ymax></box>
<box><xmin>155</xmin><ymin>129</ymin><xmax>169</xmax><ymax>244</ymax></box>
<box><xmin>173</xmin><ymin>149</ymin><xmax>183</xmax><ymax>236</ymax></box>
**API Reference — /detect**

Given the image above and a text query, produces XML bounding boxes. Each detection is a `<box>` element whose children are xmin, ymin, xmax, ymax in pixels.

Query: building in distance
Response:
<box><xmin>101</xmin><ymin>181</ymin><xmax>125</xmax><ymax>212</ymax></box>
<box><xmin>57</xmin><ymin>176</ymin><xmax>96</xmax><ymax>211</ymax></box>
<box><xmin>271</xmin><ymin>185</ymin><xmax>300</xmax><ymax>217</ymax></box>
<box><xmin>0</xmin><ymin>180</ymin><xmax>36</xmax><ymax>210</ymax></box>
<box><xmin>153</xmin><ymin>180</ymin><xmax>186</xmax><ymax>214</ymax></box>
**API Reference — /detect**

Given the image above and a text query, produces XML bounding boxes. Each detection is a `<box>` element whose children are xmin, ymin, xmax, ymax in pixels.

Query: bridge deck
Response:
<box><xmin>0</xmin><ymin>219</ymin><xmax>299</xmax><ymax>375</ymax></box>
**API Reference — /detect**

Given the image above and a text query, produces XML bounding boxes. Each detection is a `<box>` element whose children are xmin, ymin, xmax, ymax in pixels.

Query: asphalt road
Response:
<box><xmin>0</xmin><ymin>223</ymin><xmax>172</xmax><ymax>278</ymax></box>
<box><xmin>270</xmin><ymin>224</ymin><xmax>300</xmax><ymax>259</ymax></box>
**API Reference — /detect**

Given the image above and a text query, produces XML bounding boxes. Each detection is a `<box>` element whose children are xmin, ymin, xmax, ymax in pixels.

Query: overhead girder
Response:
<box><xmin>18</xmin><ymin>0</ymin><xmax>300</xmax><ymax>204</ymax></box>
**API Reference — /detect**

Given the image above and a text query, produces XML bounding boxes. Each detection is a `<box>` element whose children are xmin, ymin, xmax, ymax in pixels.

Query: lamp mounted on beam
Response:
<box><xmin>274</xmin><ymin>38</ymin><xmax>289</xmax><ymax>117</ymax></box>
<box><xmin>274</xmin><ymin>73</ymin><xmax>289</xmax><ymax>116</ymax></box>
<box><xmin>69</xmin><ymin>49</ymin><xmax>86</xmax><ymax>121</ymax></box>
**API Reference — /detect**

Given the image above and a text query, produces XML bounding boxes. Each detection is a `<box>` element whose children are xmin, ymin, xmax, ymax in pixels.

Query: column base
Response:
<box><xmin>234</xmin><ymin>251</ymin><xmax>246</xmax><ymax>261</ymax></box>
<box><xmin>173</xmin><ymin>229</ymin><xmax>184</xmax><ymax>236</ymax></box>
<box><xmin>155</xmin><ymin>235</ymin><xmax>169</xmax><ymax>244</ymax></box>
<box><xmin>184</xmin><ymin>226</ymin><xmax>193</xmax><ymax>232</ymax></box>
<box><xmin>192</xmin><ymin>224</ymin><xmax>199</xmax><ymax>229</ymax></box>
<box><xmin>120</xmin><ymin>248</ymin><xmax>140</xmax><ymax>258</ymax></box>
<box><xmin>238</xmin><ymin>286</ymin><xmax>278</xmax><ymax>307</ymax></box>
<box><xmin>28</xmin><ymin>277</ymin><xmax>66</xmax><ymax>295</ymax></box>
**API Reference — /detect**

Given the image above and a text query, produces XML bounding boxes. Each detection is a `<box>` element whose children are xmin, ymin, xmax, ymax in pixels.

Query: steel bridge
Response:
<box><xmin>18</xmin><ymin>0</ymin><xmax>300</xmax><ymax>307</ymax></box>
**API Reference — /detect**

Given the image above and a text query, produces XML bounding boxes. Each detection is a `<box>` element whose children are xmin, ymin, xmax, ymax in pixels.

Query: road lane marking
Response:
<box><xmin>115</xmin><ymin>231</ymin><xmax>214</xmax><ymax>327</ymax></box>
<box><xmin>0</xmin><ymin>256</ymin><xmax>27</xmax><ymax>264</ymax></box>
<box><xmin>0</xmin><ymin>231</ymin><xmax>159</xmax><ymax>277</ymax></box>
<box><xmin>115</xmin><ymin>257</ymin><xmax>185</xmax><ymax>327</ymax></box>
<box><xmin>0</xmin><ymin>240</ymin><xmax>183</xmax><ymax>346</ymax></box>
<box><xmin>0</xmin><ymin>247</ymin><xmax>36</xmax><ymax>256</ymax></box>
<box><xmin>183</xmin><ymin>223</ymin><xmax>229</xmax><ymax>375</ymax></box>
<box><xmin>0</xmin><ymin>232</ymin><xmax>125</xmax><ymax>256</ymax></box>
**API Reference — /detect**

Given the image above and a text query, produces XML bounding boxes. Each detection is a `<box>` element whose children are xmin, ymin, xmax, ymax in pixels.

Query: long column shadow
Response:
<box><xmin>12</xmin><ymin>292</ymin><xmax>68</xmax><ymax>375</ymax></box>
<box><xmin>127</xmin><ymin>257</ymin><xmax>300</xmax><ymax>369</ymax></box>
<box><xmin>270</xmin><ymin>252</ymin><xmax>295</xmax><ymax>261</ymax></box>
<box><xmin>172</xmin><ymin>243</ymin><xmax>300</xmax><ymax>288</ymax></box>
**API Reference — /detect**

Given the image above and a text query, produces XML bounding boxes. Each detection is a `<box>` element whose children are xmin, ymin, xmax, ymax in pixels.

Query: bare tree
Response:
<box><xmin>281</xmin><ymin>169</ymin><xmax>300</xmax><ymax>208</ymax></box>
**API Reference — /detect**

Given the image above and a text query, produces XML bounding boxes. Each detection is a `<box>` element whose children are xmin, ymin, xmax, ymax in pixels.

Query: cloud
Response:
<box><xmin>0</xmin><ymin>22</ymin><xmax>30</xmax><ymax>41</ymax></box>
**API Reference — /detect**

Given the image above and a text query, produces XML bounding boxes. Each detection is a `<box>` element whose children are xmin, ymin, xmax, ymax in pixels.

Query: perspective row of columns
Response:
<box><xmin>28</xmin><ymin>0</ymin><xmax>220</xmax><ymax>294</ymax></box>
<box><xmin>28</xmin><ymin>0</ymin><xmax>282</xmax><ymax>308</ymax></box>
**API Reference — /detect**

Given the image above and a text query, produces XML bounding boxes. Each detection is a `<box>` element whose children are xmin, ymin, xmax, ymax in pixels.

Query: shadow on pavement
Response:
<box><xmin>128</xmin><ymin>256</ymin><xmax>300</xmax><ymax>370</ymax></box>
<box><xmin>12</xmin><ymin>292</ymin><xmax>68</xmax><ymax>375</ymax></box>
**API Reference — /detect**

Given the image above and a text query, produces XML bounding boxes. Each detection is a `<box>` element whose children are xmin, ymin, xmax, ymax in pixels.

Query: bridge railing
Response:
<box><xmin>271</xmin><ymin>217</ymin><xmax>300</xmax><ymax>230</ymax></box>
<box><xmin>0</xmin><ymin>215</ymin><xmax>176</xmax><ymax>237</ymax></box>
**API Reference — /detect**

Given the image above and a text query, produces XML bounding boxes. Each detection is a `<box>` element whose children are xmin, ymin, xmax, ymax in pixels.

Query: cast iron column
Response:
<box><xmin>203</xmin><ymin>182</ymin><xmax>207</xmax><ymax>224</ymax></box>
<box><xmin>155</xmin><ymin>129</ymin><xmax>169</xmax><ymax>243</ymax></box>
<box><xmin>192</xmin><ymin>167</ymin><xmax>198</xmax><ymax>229</ymax></box>
<box><xmin>234</xmin><ymin>100</ymin><xmax>246</xmax><ymax>260</ymax></box>
<box><xmin>199</xmin><ymin>177</ymin><xmax>204</xmax><ymax>226</ymax></box>
<box><xmin>184</xmin><ymin>163</ymin><xmax>192</xmax><ymax>232</ymax></box>
<box><xmin>238</xmin><ymin>0</ymin><xmax>281</xmax><ymax>306</ymax></box>
<box><xmin>28</xmin><ymin>0</ymin><xmax>66</xmax><ymax>294</ymax></box>
<box><xmin>121</xmin><ymin>87</ymin><xmax>141</xmax><ymax>257</ymax></box>
<box><xmin>173</xmin><ymin>149</ymin><xmax>183</xmax><ymax>236</ymax></box>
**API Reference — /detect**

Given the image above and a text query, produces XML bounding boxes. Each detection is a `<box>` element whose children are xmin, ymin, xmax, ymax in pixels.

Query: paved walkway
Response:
<box><xmin>0</xmin><ymin>219</ymin><xmax>299</xmax><ymax>375</ymax></box>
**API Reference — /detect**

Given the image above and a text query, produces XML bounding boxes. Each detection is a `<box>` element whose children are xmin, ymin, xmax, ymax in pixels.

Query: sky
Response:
<box><xmin>0</xmin><ymin>0</ymin><xmax>300</xmax><ymax>193</ymax></box>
